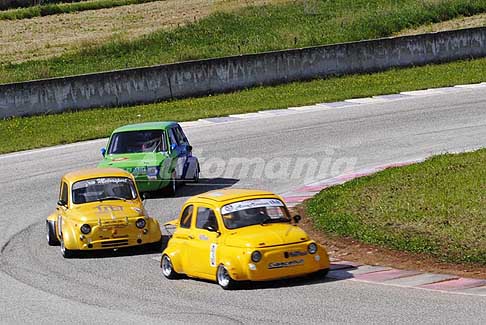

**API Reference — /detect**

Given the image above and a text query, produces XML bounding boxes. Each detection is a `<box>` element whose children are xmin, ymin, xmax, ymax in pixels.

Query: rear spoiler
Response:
<box><xmin>163</xmin><ymin>218</ymin><xmax>178</xmax><ymax>237</ymax></box>
<box><xmin>164</xmin><ymin>219</ymin><xmax>178</xmax><ymax>227</ymax></box>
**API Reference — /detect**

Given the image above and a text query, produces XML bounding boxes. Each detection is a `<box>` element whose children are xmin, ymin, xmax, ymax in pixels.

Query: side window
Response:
<box><xmin>168</xmin><ymin>128</ymin><xmax>178</xmax><ymax>147</ymax></box>
<box><xmin>159</xmin><ymin>131</ymin><xmax>168</xmax><ymax>152</ymax></box>
<box><xmin>60</xmin><ymin>182</ymin><xmax>68</xmax><ymax>205</ymax></box>
<box><xmin>180</xmin><ymin>205</ymin><xmax>193</xmax><ymax>229</ymax></box>
<box><xmin>196</xmin><ymin>207</ymin><xmax>218</xmax><ymax>231</ymax></box>
<box><xmin>174</xmin><ymin>126</ymin><xmax>188</xmax><ymax>145</ymax></box>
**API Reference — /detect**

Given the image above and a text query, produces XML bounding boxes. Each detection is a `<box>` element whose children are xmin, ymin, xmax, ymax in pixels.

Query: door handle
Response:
<box><xmin>188</xmin><ymin>235</ymin><xmax>194</xmax><ymax>239</ymax></box>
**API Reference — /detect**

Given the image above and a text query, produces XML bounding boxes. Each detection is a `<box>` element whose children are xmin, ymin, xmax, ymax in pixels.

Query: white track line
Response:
<box><xmin>1</xmin><ymin>82</ymin><xmax>484</xmax><ymax>159</ymax></box>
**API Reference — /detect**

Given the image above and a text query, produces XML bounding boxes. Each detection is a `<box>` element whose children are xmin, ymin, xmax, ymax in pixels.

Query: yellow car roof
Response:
<box><xmin>189</xmin><ymin>188</ymin><xmax>281</xmax><ymax>205</ymax></box>
<box><xmin>63</xmin><ymin>168</ymin><xmax>133</xmax><ymax>183</ymax></box>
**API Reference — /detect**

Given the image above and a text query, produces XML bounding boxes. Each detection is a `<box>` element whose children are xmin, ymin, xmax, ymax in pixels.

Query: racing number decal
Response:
<box><xmin>210</xmin><ymin>244</ymin><xmax>217</xmax><ymax>267</ymax></box>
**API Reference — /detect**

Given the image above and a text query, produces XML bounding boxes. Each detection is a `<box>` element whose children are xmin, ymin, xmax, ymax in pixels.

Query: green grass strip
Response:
<box><xmin>1</xmin><ymin>57</ymin><xmax>485</xmax><ymax>154</ymax></box>
<box><xmin>1</xmin><ymin>0</ymin><xmax>485</xmax><ymax>83</ymax></box>
<box><xmin>0</xmin><ymin>0</ymin><xmax>158</xmax><ymax>20</ymax></box>
<box><xmin>306</xmin><ymin>149</ymin><xmax>486</xmax><ymax>265</ymax></box>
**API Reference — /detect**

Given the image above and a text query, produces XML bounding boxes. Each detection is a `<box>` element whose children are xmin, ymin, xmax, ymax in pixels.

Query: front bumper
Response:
<box><xmin>77</xmin><ymin>235</ymin><xmax>161</xmax><ymax>250</ymax></box>
<box><xmin>74</xmin><ymin>221</ymin><xmax>161</xmax><ymax>250</ymax></box>
<box><xmin>231</xmin><ymin>242</ymin><xmax>330</xmax><ymax>282</ymax></box>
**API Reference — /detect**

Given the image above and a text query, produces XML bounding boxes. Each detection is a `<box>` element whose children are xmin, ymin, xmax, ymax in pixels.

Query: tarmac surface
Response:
<box><xmin>1</xmin><ymin>84</ymin><xmax>485</xmax><ymax>323</ymax></box>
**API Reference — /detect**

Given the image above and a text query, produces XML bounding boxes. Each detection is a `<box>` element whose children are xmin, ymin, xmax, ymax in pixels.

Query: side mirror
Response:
<box><xmin>293</xmin><ymin>215</ymin><xmax>301</xmax><ymax>224</ymax></box>
<box><xmin>100</xmin><ymin>147</ymin><xmax>106</xmax><ymax>157</ymax></box>
<box><xmin>206</xmin><ymin>225</ymin><xmax>217</xmax><ymax>232</ymax></box>
<box><xmin>57</xmin><ymin>199</ymin><xmax>67</xmax><ymax>207</ymax></box>
<box><xmin>206</xmin><ymin>225</ymin><xmax>221</xmax><ymax>236</ymax></box>
<box><xmin>170</xmin><ymin>143</ymin><xmax>177</xmax><ymax>151</ymax></box>
<box><xmin>187</xmin><ymin>145</ymin><xmax>193</xmax><ymax>152</ymax></box>
<box><xmin>141</xmin><ymin>193</ymin><xmax>148</xmax><ymax>201</ymax></box>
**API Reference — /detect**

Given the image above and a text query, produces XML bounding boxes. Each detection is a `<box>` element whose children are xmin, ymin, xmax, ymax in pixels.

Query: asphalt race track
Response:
<box><xmin>1</xmin><ymin>86</ymin><xmax>486</xmax><ymax>323</ymax></box>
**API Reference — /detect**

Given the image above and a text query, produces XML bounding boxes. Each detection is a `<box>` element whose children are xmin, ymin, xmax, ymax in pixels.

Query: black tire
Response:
<box><xmin>60</xmin><ymin>239</ymin><xmax>76</xmax><ymax>258</ymax></box>
<box><xmin>149</xmin><ymin>237</ymin><xmax>164</xmax><ymax>252</ymax></box>
<box><xmin>165</xmin><ymin>171</ymin><xmax>177</xmax><ymax>197</ymax></box>
<box><xmin>216</xmin><ymin>264</ymin><xmax>238</xmax><ymax>290</ymax></box>
<box><xmin>193</xmin><ymin>163</ymin><xmax>200</xmax><ymax>183</ymax></box>
<box><xmin>46</xmin><ymin>221</ymin><xmax>60</xmax><ymax>246</ymax></box>
<box><xmin>313</xmin><ymin>268</ymin><xmax>329</xmax><ymax>279</ymax></box>
<box><xmin>161</xmin><ymin>254</ymin><xmax>180</xmax><ymax>279</ymax></box>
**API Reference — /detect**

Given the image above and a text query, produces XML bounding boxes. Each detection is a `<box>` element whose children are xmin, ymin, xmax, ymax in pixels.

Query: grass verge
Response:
<box><xmin>1</xmin><ymin>0</ymin><xmax>485</xmax><ymax>83</ymax></box>
<box><xmin>0</xmin><ymin>0</ymin><xmax>158</xmax><ymax>20</ymax></box>
<box><xmin>1</xmin><ymin>56</ymin><xmax>485</xmax><ymax>154</ymax></box>
<box><xmin>306</xmin><ymin>149</ymin><xmax>486</xmax><ymax>265</ymax></box>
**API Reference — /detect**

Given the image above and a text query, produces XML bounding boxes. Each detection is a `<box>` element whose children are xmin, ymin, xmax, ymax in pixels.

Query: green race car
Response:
<box><xmin>98</xmin><ymin>122</ymin><xmax>199</xmax><ymax>195</ymax></box>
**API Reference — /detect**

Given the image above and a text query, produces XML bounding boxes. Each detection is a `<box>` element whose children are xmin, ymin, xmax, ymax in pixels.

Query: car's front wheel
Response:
<box><xmin>161</xmin><ymin>254</ymin><xmax>180</xmax><ymax>279</ymax></box>
<box><xmin>149</xmin><ymin>236</ymin><xmax>164</xmax><ymax>252</ymax></box>
<box><xmin>46</xmin><ymin>221</ymin><xmax>59</xmax><ymax>246</ymax></box>
<box><xmin>313</xmin><ymin>268</ymin><xmax>329</xmax><ymax>279</ymax></box>
<box><xmin>165</xmin><ymin>171</ymin><xmax>177</xmax><ymax>197</ymax></box>
<box><xmin>60</xmin><ymin>239</ymin><xmax>75</xmax><ymax>258</ymax></box>
<box><xmin>193</xmin><ymin>163</ymin><xmax>200</xmax><ymax>183</ymax></box>
<box><xmin>217</xmin><ymin>264</ymin><xmax>238</xmax><ymax>290</ymax></box>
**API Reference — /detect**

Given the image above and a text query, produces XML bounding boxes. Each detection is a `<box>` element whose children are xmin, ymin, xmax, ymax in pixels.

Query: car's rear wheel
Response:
<box><xmin>46</xmin><ymin>221</ymin><xmax>59</xmax><ymax>246</ymax></box>
<box><xmin>161</xmin><ymin>254</ymin><xmax>179</xmax><ymax>279</ymax></box>
<box><xmin>217</xmin><ymin>264</ymin><xmax>238</xmax><ymax>290</ymax></box>
<box><xmin>60</xmin><ymin>238</ymin><xmax>75</xmax><ymax>258</ymax></box>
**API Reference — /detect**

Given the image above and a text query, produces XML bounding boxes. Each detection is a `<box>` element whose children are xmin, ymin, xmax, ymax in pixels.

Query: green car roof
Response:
<box><xmin>112</xmin><ymin>121</ymin><xmax>178</xmax><ymax>133</ymax></box>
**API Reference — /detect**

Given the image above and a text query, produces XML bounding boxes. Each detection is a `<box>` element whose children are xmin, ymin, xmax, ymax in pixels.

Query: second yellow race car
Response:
<box><xmin>161</xmin><ymin>189</ymin><xmax>330</xmax><ymax>289</ymax></box>
<box><xmin>46</xmin><ymin>168</ymin><xmax>162</xmax><ymax>258</ymax></box>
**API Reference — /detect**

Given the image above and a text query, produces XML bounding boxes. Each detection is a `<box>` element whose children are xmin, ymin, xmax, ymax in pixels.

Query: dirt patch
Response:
<box><xmin>292</xmin><ymin>205</ymin><xmax>486</xmax><ymax>279</ymax></box>
<box><xmin>397</xmin><ymin>13</ymin><xmax>486</xmax><ymax>36</ymax></box>
<box><xmin>0</xmin><ymin>0</ymin><xmax>288</xmax><ymax>64</ymax></box>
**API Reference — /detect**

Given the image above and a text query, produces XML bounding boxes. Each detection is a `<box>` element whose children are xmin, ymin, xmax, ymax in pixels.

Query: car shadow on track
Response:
<box><xmin>233</xmin><ymin>272</ymin><xmax>353</xmax><ymax>291</ymax></box>
<box><xmin>180</xmin><ymin>266</ymin><xmax>357</xmax><ymax>290</ymax></box>
<box><xmin>235</xmin><ymin>263</ymin><xmax>360</xmax><ymax>290</ymax></box>
<box><xmin>146</xmin><ymin>178</ymin><xmax>240</xmax><ymax>199</ymax></box>
<box><xmin>72</xmin><ymin>234</ymin><xmax>170</xmax><ymax>259</ymax></box>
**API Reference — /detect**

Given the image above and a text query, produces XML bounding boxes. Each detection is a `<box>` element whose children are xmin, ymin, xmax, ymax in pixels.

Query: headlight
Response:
<box><xmin>136</xmin><ymin>218</ymin><xmax>146</xmax><ymax>229</ymax></box>
<box><xmin>80</xmin><ymin>224</ymin><xmax>91</xmax><ymax>234</ymax></box>
<box><xmin>308</xmin><ymin>243</ymin><xmax>318</xmax><ymax>254</ymax></box>
<box><xmin>251</xmin><ymin>251</ymin><xmax>262</xmax><ymax>263</ymax></box>
<box><xmin>146</xmin><ymin>166</ymin><xmax>160</xmax><ymax>177</ymax></box>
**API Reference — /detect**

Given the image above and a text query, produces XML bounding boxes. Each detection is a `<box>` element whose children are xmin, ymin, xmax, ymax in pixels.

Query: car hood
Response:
<box><xmin>98</xmin><ymin>153</ymin><xmax>167</xmax><ymax>169</ymax></box>
<box><xmin>67</xmin><ymin>201</ymin><xmax>145</xmax><ymax>223</ymax></box>
<box><xmin>223</xmin><ymin>223</ymin><xmax>309</xmax><ymax>248</ymax></box>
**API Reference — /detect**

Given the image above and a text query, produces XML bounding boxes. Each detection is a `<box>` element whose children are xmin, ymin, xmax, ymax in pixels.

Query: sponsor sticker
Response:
<box><xmin>221</xmin><ymin>198</ymin><xmax>284</xmax><ymax>215</ymax></box>
<box><xmin>268</xmin><ymin>259</ymin><xmax>304</xmax><ymax>269</ymax></box>
<box><xmin>132</xmin><ymin>167</ymin><xmax>147</xmax><ymax>176</ymax></box>
<box><xmin>210</xmin><ymin>243</ymin><xmax>217</xmax><ymax>267</ymax></box>
<box><xmin>95</xmin><ymin>205</ymin><xmax>124</xmax><ymax>213</ymax></box>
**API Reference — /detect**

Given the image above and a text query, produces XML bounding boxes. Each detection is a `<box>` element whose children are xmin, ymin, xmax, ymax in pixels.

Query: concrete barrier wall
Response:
<box><xmin>1</xmin><ymin>27</ymin><xmax>485</xmax><ymax>118</ymax></box>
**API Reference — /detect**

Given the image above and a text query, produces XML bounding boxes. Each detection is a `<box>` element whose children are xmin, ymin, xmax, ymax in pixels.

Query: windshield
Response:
<box><xmin>221</xmin><ymin>198</ymin><xmax>290</xmax><ymax>229</ymax></box>
<box><xmin>108</xmin><ymin>130</ymin><xmax>166</xmax><ymax>154</ymax></box>
<box><xmin>72</xmin><ymin>177</ymin><xmax>137</xmax><ymax>204</ymax></box>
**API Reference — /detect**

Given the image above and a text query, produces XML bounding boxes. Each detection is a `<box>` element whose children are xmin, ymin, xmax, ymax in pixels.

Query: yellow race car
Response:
<box><xmin>46</xmin><ymin>168</ymin><xmax>162</xmax><ymax>258</ymax></box>
<box><xmin>161</xmin><ymin>189</ymin><xmax>330</xmax><ymax>289</ymax></box>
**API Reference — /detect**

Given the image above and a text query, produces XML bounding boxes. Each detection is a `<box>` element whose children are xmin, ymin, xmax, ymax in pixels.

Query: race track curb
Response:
<box><xmin>281</xmin><ymin>159</ymin><xmax>486</xmax><ymax>297</ymax></box>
